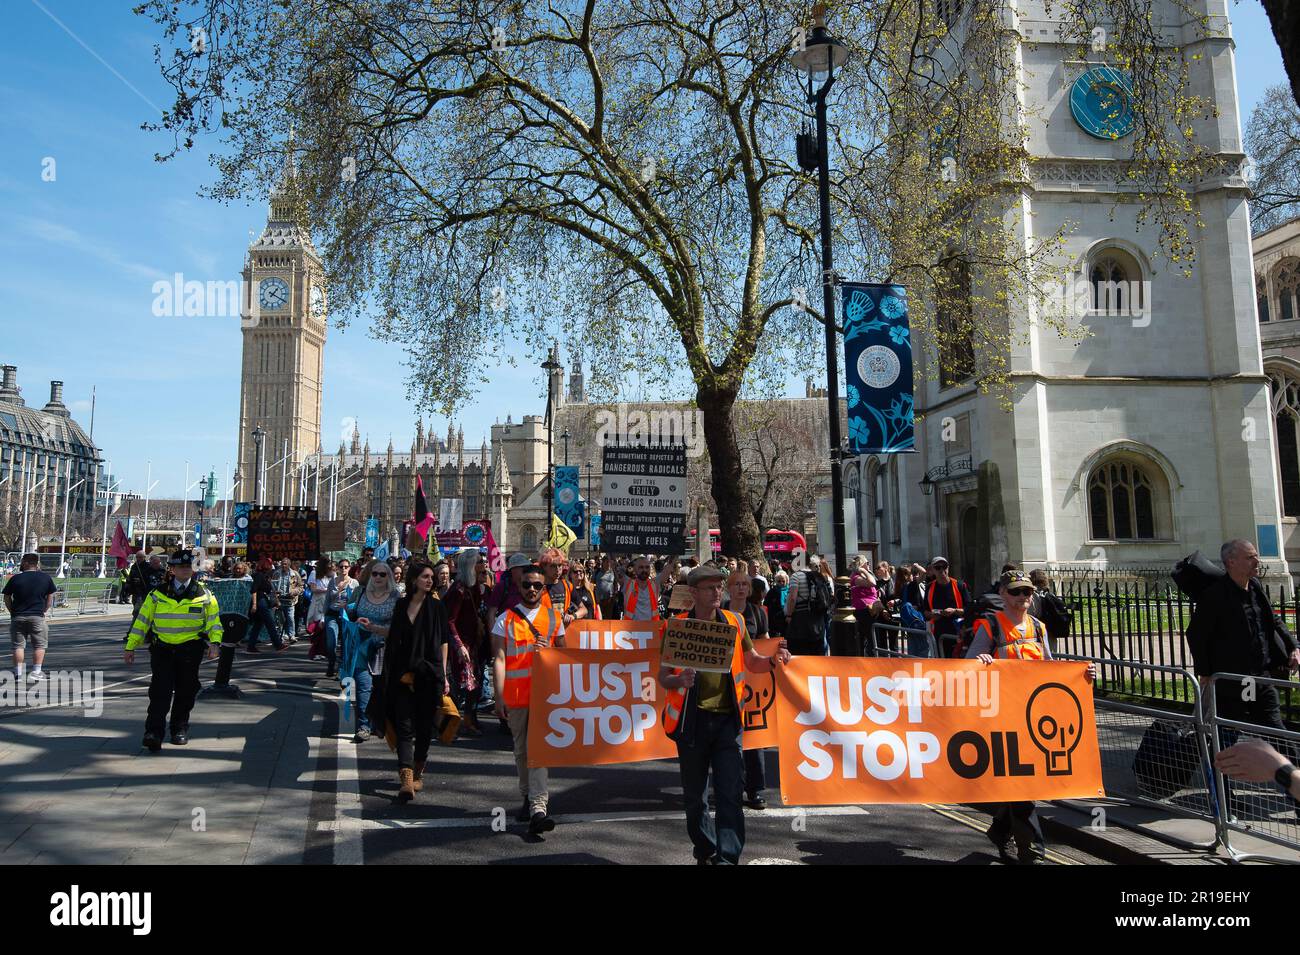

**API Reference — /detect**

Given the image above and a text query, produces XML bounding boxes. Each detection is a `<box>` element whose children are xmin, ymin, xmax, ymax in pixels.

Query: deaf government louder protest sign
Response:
<box><xmin>527</xmin><ymin>623</ymin><xmax>1103</xmax><ymax>804</ymax></box>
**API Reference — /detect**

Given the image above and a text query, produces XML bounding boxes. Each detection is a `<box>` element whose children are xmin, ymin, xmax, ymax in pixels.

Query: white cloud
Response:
<box><xmin>19</xmin><ymin>215</ymin><xmax>169</xmax><ymax>282</ymax></box>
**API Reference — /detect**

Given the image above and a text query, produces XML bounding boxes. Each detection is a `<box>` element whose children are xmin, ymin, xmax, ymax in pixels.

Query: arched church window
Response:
<box><xmin>520</xmin><ymin>525</ymin><xmax>538</xmax><ymax>553</ymax></box>
<box><xmin>1275</xmin><ymin>259</ymin><xmax>1300</xmax><ymax>323</ymax></box>
<box><xmin>1269</xmin><ymin>370</ymin><xmax>1300</xmax><ymax>517</ymax></box>
<box><xmin>845</xmin><ymin>464</ymin><xmax>863</xmax><ymax>543</ymax></box>
<box><xmin>1089</xmin><ymin>248</ymin><xmax>1144</xmax><ymax>315</ymax></box>
<box><xmin>1087</xmin><ymin>457</ymin><xmax>1161</xmax><ymax>540</ymax></box>
<box><xmin>1258</xmin><ymin>276</ymin><xmax>1271</xmax><ymax>324</ymax></box>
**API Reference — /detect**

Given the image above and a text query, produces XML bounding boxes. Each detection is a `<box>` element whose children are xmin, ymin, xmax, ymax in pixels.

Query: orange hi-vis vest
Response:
<box><xmin>974</xmin><ymin>611</ymin><xmax>1047</xmax><ymax>660</ymax></box>
<box><xmin>662</xmin><ymin>609</ymin><xmax>746</xmax><ymax>734</ymax></box>
<box><xmin>624</xmin><ymin>578</ymin><xmax>659</xmax><ymax>620</ymax></box>
<box><xmin>927</xmin><ymin>578</ymin><xmax>963</xmax><ymax>614</ymax></box>
<box><xmin>502</xmin><ymin>604</ymin><xmax>562</xmax><ymax>708</ymax></box>
<box><xmin>540</xmin><ymin>579</ymin><xmax>573</xmax><ymax>615</ymax></box>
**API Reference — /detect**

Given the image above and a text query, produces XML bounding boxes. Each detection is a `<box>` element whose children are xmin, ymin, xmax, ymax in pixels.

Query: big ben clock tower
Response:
<box><xmin>235</xmin><ymin>152</ymin><xmax>326</xmax><ymax>506</ymax></box>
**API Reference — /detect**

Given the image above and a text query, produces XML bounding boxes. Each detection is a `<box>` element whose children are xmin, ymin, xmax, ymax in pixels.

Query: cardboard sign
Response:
<box><xmin>565</xmin><ymin>619</ymin><xmax>662</xmax><ymax>650</ymax></box>
<box><xmin>775</xmin><ymin>657</ymin><xmax>1105</xmax><ymax>806</ymax></box>
<box><xmin>247</xmin><ymin>507</ymin><xmax>320</xmax><ymax>563</ymax></box>
<box><xmin>740</xmin><ymin>637</ymin><xmax>783</xmax><ymax>749</ymax></box>
<box><xmin>318</xmin><ymin>520</ymin><xmax>346</xmax><ymax>552</ymax></box>
<box><xmin>528</xmin><ymin>648</ymin><xmax>677</xmax><ymax>767</ymax></box>
<box><xmin>661</xmin><ymin>616</ymin><xmax>738</xmax><ymax>673</ymax></box>
<box><xmin>666</xmin><ymin>585</ymin><xmax>694</xmax><ymax>611</ymax></box>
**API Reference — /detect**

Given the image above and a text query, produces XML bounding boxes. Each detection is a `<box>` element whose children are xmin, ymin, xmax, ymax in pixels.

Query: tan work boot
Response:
<box><xmin>412</xmin><ymin>760</ymin><xmax>425</xmax><ymax>792</ymax></box>
<box><xmin>398</xmin><ymin>767</ymin><xmax>416</xmax><ymax>802</ymax></box>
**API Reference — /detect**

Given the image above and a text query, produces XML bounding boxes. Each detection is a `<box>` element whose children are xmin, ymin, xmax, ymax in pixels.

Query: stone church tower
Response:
<box><xmin>235</xmin><ymin>146</ymin><xmax>327</xmax><ymax>505</ymax></box>
<box><xmin>880</xmin><ymin>0</ymin><xmax>1288</xmax><ymax>585</ymax></box>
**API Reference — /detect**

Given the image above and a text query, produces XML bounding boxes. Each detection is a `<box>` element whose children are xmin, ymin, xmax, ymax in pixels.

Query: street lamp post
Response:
<box><xmin>561</xmin><ymin>427</ymin><xmax>571</xmax><ymax>467</ymax></box>
<box><xmin>99</xmin><ymin>461</ymin><xmax>120</xmax><ymax>577</ymax></box>
<box><xmin>542</xmin><ymin>353</ymin><xmax>562</xmax><ymax>535</ymax></box>
<box><xmin>252</xmin><ymin>426</ymin><xmax>267</xmax><ymax>506</ymax></box>
<box><xmin>198</xmin><ymin>475</ymin><xmax>208</xmax><ymax>550</ymax></box>
<box><xmin>792</xmin><ymin>3</ymin><xmax>850</xmax><ymax>576</ymax></box>
<box><xmin>58</xmin><ymin>476</ymin><xmax>88</xmax><ymax>578</ymax></box>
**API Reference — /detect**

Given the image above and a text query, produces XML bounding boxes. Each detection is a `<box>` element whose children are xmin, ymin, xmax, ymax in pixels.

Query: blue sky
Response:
<box><xmin>0</xmin><ymin>1</ymin><xmax>1287</xmax><ymax>498</ymax></box>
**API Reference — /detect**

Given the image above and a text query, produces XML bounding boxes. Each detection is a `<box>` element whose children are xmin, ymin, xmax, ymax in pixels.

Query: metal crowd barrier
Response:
<box><xmin>869</xmin><ymin>622</ymin><xmax>938</xmax><ymax>659</ymax></box>
<box><xmin>73</xmin><ymin>584</ymin><xmax>115</xmax><ymax>615</ymax></box>
<box><xmin>1057</xmin><ymin>654</ymin><xmax>1221</xmax><ymax>851</ymax></box>
<box><xmin>1207</xmin><ymin>672</ymin><xmax>1300</xmax><ymax>863</ymax></box>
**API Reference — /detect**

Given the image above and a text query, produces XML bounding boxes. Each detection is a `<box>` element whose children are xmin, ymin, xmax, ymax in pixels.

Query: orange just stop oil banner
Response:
<box><xmin>527</xmin><ymin>640</ymin><xmax>784</xmax><ymax>767</ymax></box>
<box><xmin>774</xmin><ymin>656</ymin><xmax>1105</xmax><ymax>805</ymax></box>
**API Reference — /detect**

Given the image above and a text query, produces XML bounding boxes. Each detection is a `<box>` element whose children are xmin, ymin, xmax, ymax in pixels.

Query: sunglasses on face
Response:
<box><xmin>371</xmin><ymin>572</ymin><xmax>389</xmax><ymax>578</ymax></box>
<box><xmin>520</xmin><ymin>581</ymin><xmax>545</xmax><ymax>591</ymax></box>
<box><xmin>1007</xmin><ymin>587</ymin><xmax>1033</xmax><ymax>597</ymax></box>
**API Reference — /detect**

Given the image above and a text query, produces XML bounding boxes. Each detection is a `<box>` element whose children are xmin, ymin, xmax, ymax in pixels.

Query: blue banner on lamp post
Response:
<box><xmin>842</xmin><ymin>283</ymin><xmax>916</xmax><ymax>454</ymax></box>
<box><xmin>554</xmin><ymin>465</ymin><xmax>584</xmax><ymax>539</ymax></box>
<box><xmin>365</xmin><ymin>518</ymin><xmax>379</xmax><ymax>549</ymax></box>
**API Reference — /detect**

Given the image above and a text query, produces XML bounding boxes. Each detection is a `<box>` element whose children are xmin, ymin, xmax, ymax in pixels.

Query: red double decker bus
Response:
<box><xmin>762</xmin><ymin>529</ymin><xmax>806</xmax><ymax>560</ymax></box>
<box><xmin>683</xmin><ymin>528</ymin><xmax>805</xmax><ymax>559</ymax></box>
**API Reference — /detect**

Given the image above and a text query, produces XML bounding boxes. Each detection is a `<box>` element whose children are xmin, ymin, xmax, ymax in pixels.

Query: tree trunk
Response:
<box><xmin>698</xmin><ymin>383</ymin><xmax>763</xmax><ymax>562</ymax></box>
<box><xmin>1263</xmin><ymin>0</ymin><xmax>1300</xmax><ymax>108</ymax></box>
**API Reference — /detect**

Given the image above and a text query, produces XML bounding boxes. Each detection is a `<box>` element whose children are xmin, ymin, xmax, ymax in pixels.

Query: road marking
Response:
<box><xmin>332</xmin><ymin>722</ymin><xmax>364</xmax><ymax>865</ymax></box>
<box><xmin>924</xmin><ymin>804</ymin><xmax>1080</xmax><ymax>865</ymax></box>
<box><xmin>315</xmin><ymin>805</ymin><xmax>872</xmax><ymax>832</ymax></box>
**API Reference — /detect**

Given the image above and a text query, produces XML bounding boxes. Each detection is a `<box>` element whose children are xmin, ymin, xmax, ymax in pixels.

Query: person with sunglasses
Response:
<box><xmin>968</xmin><ymin>569</ymin><xmax>1096</xmax><ymax>864</ymax></box>
<box><xmin>491</xmin><ymin>564</ymin><xmax>566</xmax><ymax>836</ymax></box>
<box><xmin>344</xmin><ymin>561</ymin><xmax>399</xmax><ymax>742</ymax></box>
<box><xmin>567</xmin><ymin>562</ymin><xmax>600</xmax><ymax>620</ymax></box>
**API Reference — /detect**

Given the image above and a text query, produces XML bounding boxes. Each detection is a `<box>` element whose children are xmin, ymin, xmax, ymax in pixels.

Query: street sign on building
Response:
<box><xmin>599</xmin><ymin>445</ymin><xmax>686</xmax><ymax>554</ymax></box>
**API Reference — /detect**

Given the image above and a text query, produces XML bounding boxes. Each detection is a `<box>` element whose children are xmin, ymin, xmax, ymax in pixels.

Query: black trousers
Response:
<box><xmin>676</xmin><ymin>707</ymin><xmax>746</xmax><ymax>864</ymax></box>
<box><xmin>1213</xmin><ymin>681</ymin><xmax>1299</xmax><ymax>815</ymax></box>
<box><xmin>393</xmin><ymin>676</ymin><xmax>441</xmax><ymax>769</ymax></box>
<box><xmin>985</xmin><ymin>801</ymin><xmax>1045</xmax><ymax>861</ymax></box>
<box><xmin>744</xmin><ymin>749</ymin><xmax>765</xmax><ymax>798</ymax></box>
<box><xmin>146</xmin><ymin>640</ymin><xmax>206</xmax><ymax>737</ymax></box>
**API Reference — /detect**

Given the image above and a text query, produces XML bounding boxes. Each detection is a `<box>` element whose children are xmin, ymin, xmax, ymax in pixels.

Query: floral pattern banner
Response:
<box><xmin>554</xmin><ymin>465</ymin><xmax>585</xmax><ymax>538</ymax></box>
<box><xmin>842</xmin><ymin>282</ymin><xmax>915</xmax><ymax>455</ymax></box>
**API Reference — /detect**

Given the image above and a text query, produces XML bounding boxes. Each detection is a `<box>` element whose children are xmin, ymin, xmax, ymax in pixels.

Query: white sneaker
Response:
<box><xmin>27</xmin><ymin>671</ymin><xmax>46</xmax><ymax>683</ymax></box>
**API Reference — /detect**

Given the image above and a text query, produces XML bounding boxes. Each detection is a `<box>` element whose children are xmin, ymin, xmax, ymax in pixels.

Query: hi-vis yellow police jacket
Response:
<box><xmin>125</xmin><ymin>579</ymin><xmax>222</xmax><ymax>651</ymax></box>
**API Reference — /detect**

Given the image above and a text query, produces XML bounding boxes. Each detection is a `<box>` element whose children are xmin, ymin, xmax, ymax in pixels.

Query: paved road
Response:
<box><xmin>0</xmin><ymin>616</ymin><xmax>1109</xmax><ymax>865</ymax></box>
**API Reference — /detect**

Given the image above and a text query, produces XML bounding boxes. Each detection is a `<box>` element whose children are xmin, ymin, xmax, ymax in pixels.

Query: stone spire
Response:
<box><xmin>350</xmin><ymin>420</ymin><xmax>361</xmax><ymax>455</ymax></box>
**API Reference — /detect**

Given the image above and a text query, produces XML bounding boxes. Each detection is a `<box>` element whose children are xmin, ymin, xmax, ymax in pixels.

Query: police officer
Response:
<box><xmin>124</xmin><ymin>549</ymin><xmax>221</xmax><ymax>751</ymax></box>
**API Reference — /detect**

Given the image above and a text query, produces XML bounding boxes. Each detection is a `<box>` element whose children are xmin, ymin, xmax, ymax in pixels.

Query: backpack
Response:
<box><xmin>1172</xmin><ymin>550</ymin><xmax>1224</xmax><ymax>602</ymax></box>
<box><xmin>1034</xmin><ymin>590</ymin><xmax>1073</xmax><ymax>643</ymax></box>
<box><xmin>806</xmin><ymin>571</ymin><xmax>832</xmax><ymax>616</ymax></box>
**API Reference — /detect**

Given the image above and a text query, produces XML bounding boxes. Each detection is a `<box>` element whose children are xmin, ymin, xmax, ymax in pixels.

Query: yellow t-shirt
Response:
<box><xmin>689</xmin><ymin>611</ymin><xmax>753</xmax><ymax>713</ymax></box>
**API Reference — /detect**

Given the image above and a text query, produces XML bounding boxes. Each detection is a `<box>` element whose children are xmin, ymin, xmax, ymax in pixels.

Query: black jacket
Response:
<box><xmin>1185</xmin><ymin>575</ymin><xmax>1297</xmax><ymax>678</ymax></box>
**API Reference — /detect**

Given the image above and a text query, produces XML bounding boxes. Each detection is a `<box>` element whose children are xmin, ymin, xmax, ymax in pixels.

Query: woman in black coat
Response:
<box><xmin>379</xmin><ymin>559</ymin><xmax>449</xmax><ymax>802</ymax></box>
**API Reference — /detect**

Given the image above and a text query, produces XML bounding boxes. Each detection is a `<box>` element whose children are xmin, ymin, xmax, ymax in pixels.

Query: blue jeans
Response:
<box><xmin>246</xmin><ymin>603</ymin><xmax>283</xmax><ymax>649</ymax></box>
<box><xmin>276</xmin><ymin>599</ymin><xmax>295</xmax><ymax>637</ymax></box>
<box><xmin>349</xmin><ymin>668</ymin><xmax>374</xmax><ymax>731</ymax></box>
<box><xmin>675</xmin><ymin>706</ymin><xmax>746</xmax><ymax>864</ymax></box>
<box><xmin>324</xmin><ymin>614</ymin><xmax>340</xmax><ymax>670</ymax></box>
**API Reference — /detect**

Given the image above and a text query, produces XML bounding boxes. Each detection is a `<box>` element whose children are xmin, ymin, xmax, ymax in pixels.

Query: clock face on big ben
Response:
<box><xmin>310</xmin><ymin>285</ymin><xmax>325</xmax><ymax>318</ymax></box>
<box><xmin>258</xmin><ymin>277</ymin><xmax>290</xmax><ymax>310</ymax></box>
